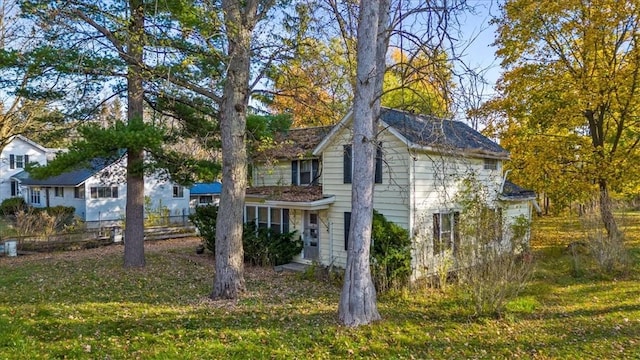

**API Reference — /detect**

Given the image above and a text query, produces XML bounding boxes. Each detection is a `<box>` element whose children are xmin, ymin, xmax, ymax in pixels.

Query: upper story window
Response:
<box><xmin>343</xmin><ymin>143</ymin><xmax>383</xmax><ymax>184</ymax></box>
<box><xmin>173</xmin><ymin>185</ymin><xmax>184</xmax><ymax>198</ymax></box>
<box><xmin>484</xmin><ymin>158</ymin><xmax>498</xmax><ymax>171</ymax></box>
<box><xmin>291</xmin><ymin>159</ymin><xmax>319</xmax><ymax>186</ymax></box>
<box><xmin>9</xmin><ymin>154</ymin><xmax>29</xmax><ymax>169</ymax></box>
<box><xmin>90</xmin><ymin>186</ymin><xmax>118</xmax><ymax>199</ymax></box>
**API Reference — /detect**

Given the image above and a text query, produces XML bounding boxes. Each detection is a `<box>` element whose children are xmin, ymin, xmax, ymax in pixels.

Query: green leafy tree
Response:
<box><xmin>20</xmin><ymin>0</ymin><xmax>181</xmax><ymax>267</ymax></box>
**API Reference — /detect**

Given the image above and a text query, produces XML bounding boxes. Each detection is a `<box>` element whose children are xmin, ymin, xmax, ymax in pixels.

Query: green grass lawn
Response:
<box><xmin>1</xmin><ymin>215</ymin><xmax>639</xmax><ymax>359</ymax></box>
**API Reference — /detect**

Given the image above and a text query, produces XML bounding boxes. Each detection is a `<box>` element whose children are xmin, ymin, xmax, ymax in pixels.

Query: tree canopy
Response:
<box><xmin>487</xmin><ymin>0</ymin><xmax>640</xmax><ymax>234</ymax></box>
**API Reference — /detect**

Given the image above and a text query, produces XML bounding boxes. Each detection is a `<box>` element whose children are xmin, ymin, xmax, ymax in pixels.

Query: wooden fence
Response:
<box><xmin>2</xmin><ymin>224</ymin><xmax>198</xmax><ymax>254</ymax></box>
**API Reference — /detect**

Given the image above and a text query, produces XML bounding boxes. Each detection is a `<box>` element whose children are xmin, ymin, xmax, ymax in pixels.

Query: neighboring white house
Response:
<box><xmin>0</xmin><ymin>135</ymin><xmax>59</xmax><ymax>202</ymax></box>
<box><xmin>248</xmin><ymin>108</ymin><xmax>536</xmax><ymax>280</ymax></box>
<box><xmin>1</xmin><ymin>136</ymin><xmax>191</xmax><ymax>225</ymax></box>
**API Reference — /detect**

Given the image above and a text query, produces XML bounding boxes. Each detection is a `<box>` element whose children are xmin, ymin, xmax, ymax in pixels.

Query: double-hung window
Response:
<box><xmin>173</xmin><ymin>185</ymin><xmax>184</xmax><ymax>198</ymax></box>
<box><xmin>291</xmin><ymin>159</ymin><xmax>319</xmax><ymax>185</ymax></box>
<box><xmin>343</xmin><ymin>143</ymin><xmax>383</xmax><ymax>184</ymax></box>
<box><xmin>433</xmin><ymin>211</ymin><xmax>460</xmax><ymax>255</ymax></box>
<box><xmin>9</xmin><ymin>154</ymin><xmax>29</xmax><ymax>169</ymax></box>
<box><xmin>30</xmin><ymin>188</ymin><xmax>41</xmax><ymax>205</ymax></box>
<box><xmin>74</xmin><ymin>185</ymin><xmax>85</xmax><ymax>199</ymax></box>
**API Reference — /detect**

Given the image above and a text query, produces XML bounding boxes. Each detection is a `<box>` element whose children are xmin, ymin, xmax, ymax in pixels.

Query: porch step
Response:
<box><xmin>274</xmin><ymin>262</ymin><xmax>310</xmax><ymax>273</ymax></box>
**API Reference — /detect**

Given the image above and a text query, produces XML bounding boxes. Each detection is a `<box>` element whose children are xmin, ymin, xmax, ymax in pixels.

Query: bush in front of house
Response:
<box><xmin>188</xmin><ymin>205</ymin><xmax>218</xmax><ymax>252</ymax></box>
<box><xmin>371</xmin><ymin>210</ymin><xmax>412</xmax><ymax>292</ymax></box>
<box><xmin>189</xmin><ymin>205</ymin><xmax>302</xmax><ymax>266</ymax></box>
<box><xmin>242</xmin><ymin>222</ymin><xmax>302</xmax><ymax>266</ymax></box>
<box><xmin>0</xmin><ymin>197</ymin><xmax>27</xmax><ymax>216</ymax></box>
<box><xmin>41</xmin><ymin>206</ymin><xmax>76</xmax><ymax>230</ymax></box>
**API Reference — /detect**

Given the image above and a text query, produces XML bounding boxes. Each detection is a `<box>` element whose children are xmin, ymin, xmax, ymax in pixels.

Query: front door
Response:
<box><xmin>303</xmin><ymin>211</ymin><xmax>319</xmax><ymax>260</ymax></box>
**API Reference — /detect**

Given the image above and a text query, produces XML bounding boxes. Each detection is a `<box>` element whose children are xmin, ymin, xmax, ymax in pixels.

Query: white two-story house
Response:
<box><xmin>248</xmin><ymin>108</ymin><xmax>536</xmax><ymax>279</ymax></box>
<box><xmin>0</xmin><ymin>135</ymin><xmax>58</xmax><ymax>202</ymax></box>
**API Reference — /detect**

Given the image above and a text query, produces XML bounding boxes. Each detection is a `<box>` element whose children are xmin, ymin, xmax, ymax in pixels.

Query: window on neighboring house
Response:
<box><xmin>54</xmin><ymin>187</ymin><xmax>64</xmax><ymax>197</ymax></box>
<box><xmin>433</xmin><ymin>211</ymin><xmax>460</xmax><ymax>255</ymax></box>
<box><xmin>199</xmin><ymin>195</ymin><xmax>213</xmax><ymax>204</ymax></box>
<box><xmin>344</xmin><ymin>212</ymin><xmax>351</xmax><ymax>251</ymax></box>
<box><xmin>9</xmin><ymin>154</ymin><xmax>29</xmax><ymax>170</ymax></box>
<box><xmin>10</xmin><ymin>180</ymin><xmax>19</xmax><ymax>197</ymax></box>
<box><xmin>173</xmin><ymin>185</ymin><xmax>184</xmax><ymax>198</ymax></box>
<box><xmin>484</xmin><ymin>158</ymin><xmax>498</xmax><ymax>170</ymax></box>
<box><xmin>90</xmin><ymin>186</ymin><xmax>118</xmax><ymax>199</ymax></box>
<box><xmin>30</xmin><ymin>188</ymin><xmax>41</xmax><ymax>205</ymax></box>
<box><xmin>343</xmin><ymin>143</ymin><xmax>383</xmax><ymax>184</ymax></box>
<box><xmin>291</xmin><ymin>159</ymin><xmax>319</xmax><ymax>185</ymax></box>
<box><xmin>244</xmin><ymin>206</ymin><xmax>290</xmax><ymax>233</ymax></box>
<box><xmin>74</xmin><ymin>185</ymin><xmax>85</xmax><ymax>199</ymax></box>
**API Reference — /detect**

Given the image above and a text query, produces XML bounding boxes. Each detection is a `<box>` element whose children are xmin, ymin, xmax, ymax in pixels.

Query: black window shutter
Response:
<box><xmin>375</xmin><ymin>142</ymin><xmax>383</xmax><ymax>184</ymax></box>
<box><xmin>282</xmin><ymin>209</ymin><xmax>290</xmax><ymax>233</ymax></box>
<box><xmin>311</xmin><ymin>159</ymin><xmax>319</xmax><ymax>185</ymax></box>
<box><xmin>10</xmin><ymin>181</ymin><xmax>16</xmax><ymax>196</ymax></box>
<box><xmin>343</xmin><ymin>145</ymin><xmax>352</xmax><ymax>184</ymax></box>
<box><xmin>9</xmin><ymin>154</ymin><xmax>14</xmax><ymax>169</ymax></box>
<box><xmin>433</xmin><ymin>213</ymin><xmax>440</xmax><ymax>255</ymax></box>
<box><xmin>344</xmin><ymin>212</ymin><xmax>351</xmax><ymax>251</ymax></box>
<box><xmin>24</xmin><ymin>155</ymin><xmax>29</xmax><ymax>166</ymax></box>
<box><xmin>291</xmin><ymin>161</ymin><xmax>298</xmax><ymax>185</ymax></box>
<box><xmin>112</xmin><ymin>187</ymin><xmax>119</xmax><ymax>198</ymax></box>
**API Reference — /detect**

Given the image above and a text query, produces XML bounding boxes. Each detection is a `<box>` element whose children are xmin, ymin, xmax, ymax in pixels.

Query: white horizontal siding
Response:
<box><xmin>320</xmin><ymin>125</ymin><xmax>411</xmax><ymax>268</ymax></box>
<box><xmin>0</xmin><ymin>137</ymin><xmax>48</xmax><ymax>202</ymax></box>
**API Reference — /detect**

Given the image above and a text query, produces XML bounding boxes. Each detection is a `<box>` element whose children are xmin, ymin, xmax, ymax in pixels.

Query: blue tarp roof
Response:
<box><xmin>190</xmin><ymin>182</ymin><xmax>222</xmax><ymax>195</ymax></box>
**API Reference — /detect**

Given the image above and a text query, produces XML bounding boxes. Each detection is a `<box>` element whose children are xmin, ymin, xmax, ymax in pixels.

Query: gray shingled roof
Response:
<box><xmin>253</xmin><ymin>126</ymin><xmax>333</xmax><ymax>160</ymax></box>
<box><xmin>380</xmin><ymin>108</ymin><xmax>509</xmax><ymax>158</ymax></box>
<box><xmin>501</xmin><ymin>180</ymin><xmax>536</xmax><ymax>200</ymax></box>
<box><xmin>15</xmin><ymin>158</ymin><xmax>118</xmax><ymax>186</ymax></box>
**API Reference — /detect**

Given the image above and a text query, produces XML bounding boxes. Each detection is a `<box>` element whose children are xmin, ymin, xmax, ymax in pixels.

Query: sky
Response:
<box><xmin>456</xmin><ymin>0</ymin><xmax>504</xmax><ymax>98</ymax></box>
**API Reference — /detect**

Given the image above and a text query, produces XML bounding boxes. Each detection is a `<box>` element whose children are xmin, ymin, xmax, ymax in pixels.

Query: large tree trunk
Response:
<box><xmin>598</xmin><ymin>179</ymin><xmax>621</xmax><ymax>240</ymax></box>
<box><xmin>585</xmin><ymin>109</ymin><xmax>621</xmax><ymax>241</ymax></box>
<box><xmin>338</xmin><ymin>0</ymin><xmax>389</xmax><ymax>327</ymax></box>
<box><xmin>211</xmin><ymin>0</ymin><xmax>257</xmax><ymax>299</ymax></box>
<box><xmin>123</xmin><ymin>0</ymin><xmax>145</xmax><ymax>268</ymax></box>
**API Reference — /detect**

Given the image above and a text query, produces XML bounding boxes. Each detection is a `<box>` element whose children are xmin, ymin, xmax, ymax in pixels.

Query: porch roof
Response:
<box><xmin>245</xmin><ymin>186</ymin><xmax>335</xmax><ymax>210</ymax></box>
<box><xmin>499</xmin><ymin>180</ymin><xmax>536</xmax><ymax>201</ymax></box>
